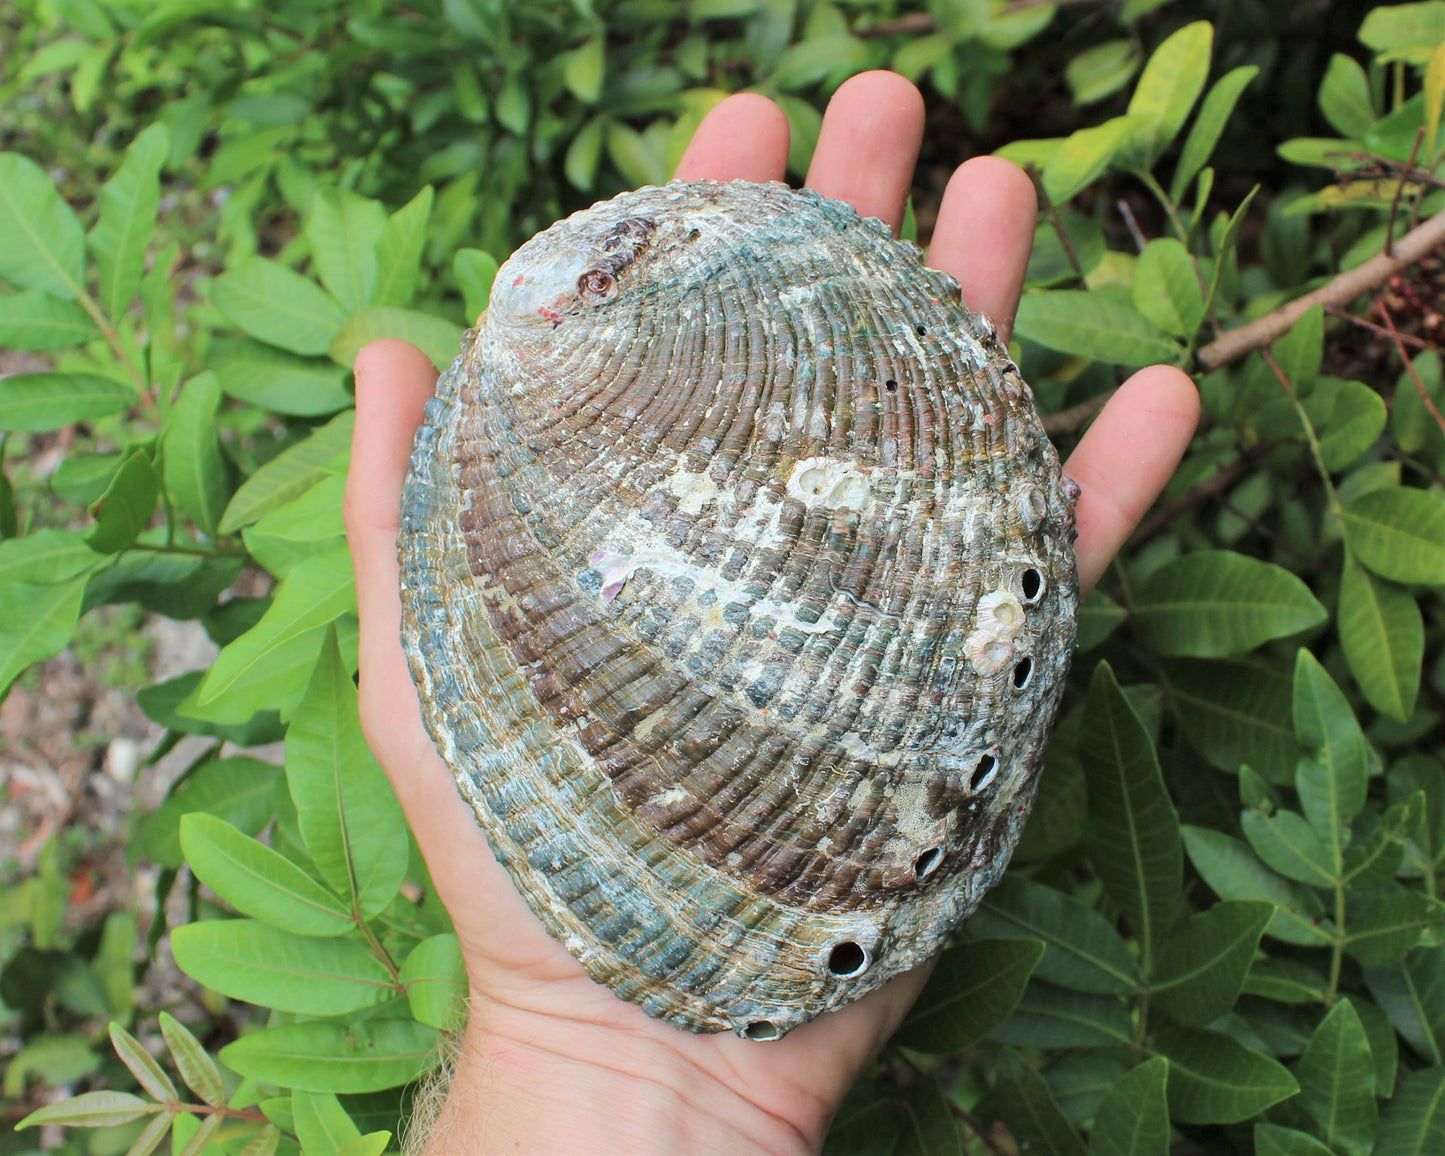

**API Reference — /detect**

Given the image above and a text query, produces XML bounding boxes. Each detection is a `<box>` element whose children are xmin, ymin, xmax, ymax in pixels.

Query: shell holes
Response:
<box><xmin>1021</xmin><ymin>568</ymin><xmax>1044</xmax><ymax>603</ymax></box>
<box><xmin>885</xmin><ymin>379</ymin><xmax>898</xmax><ymax>392</ymax></box>
<box><xmin>915</xmin><ymin>324</ymin><xmax>927</xmax><ymax>337</ymax></box>
<box><xmin>744</xmin><ymin>1020</ymin><xmax>780</xmax><ymax>1041</ymax></box>
<box><xmin>914</xmin><ymin>847</ymin><xmax>943</xmax><ymax>879</ymax></box>
<box><xmin>827</xmin><ymin>941</ymin><xmax>869</xmax><ymax>978</ymax></box>
<box><xmin>971</xmin><ymin>753</ymin><xmax>998</xmax><ymax>792</ymax></box>
<box><xmin>687</xmin><ymin>228</ymin><xmax>702</xmax><ymax>242</ymax></box>
<box><xmin>1013</xmin><ymin>656</ymin><xmax>1034</xmax><ymax>690</ymax></box>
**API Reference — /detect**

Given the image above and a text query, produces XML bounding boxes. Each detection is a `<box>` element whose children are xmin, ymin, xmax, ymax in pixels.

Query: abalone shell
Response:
<box><xmin>399</xmin><ymin>180</ymin><xmax>1078</xmax><ymax>1039</ymax></box>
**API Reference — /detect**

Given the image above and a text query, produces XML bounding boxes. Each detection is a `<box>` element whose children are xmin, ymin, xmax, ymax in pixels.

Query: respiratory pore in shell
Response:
<box><xmin>398</xmin><ymin>180</ymin><xmax>1079</xmax><ymax>1039</ymax></box>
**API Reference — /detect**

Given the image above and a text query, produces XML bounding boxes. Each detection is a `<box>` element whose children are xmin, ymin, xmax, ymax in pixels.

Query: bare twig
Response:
<box><xmin>1325</xmin><ymin>303</ymin><xmax>1429</xmax><ymax>349</ymax></box>
<box><xmin>1043</xmin><ymin>389</ymin><xmax>1115</xmax><ymax>437</ymax></box>
<box><xmin>1129</xmin><ymin>453</ymin><xmax>1255</xmax><ymax>544</ymax></box>
<box><xmin>1117</xmin><ymin>199</ymin><xmax>1148</xmax><ymax>253</ymax></box>
<box><xmin>1386</xmin><ymin>128</ymin><xmax>1426</xmax><ymax>257</ymax></box>
<box><xmin>1378</xmin><ymin>297</ymin><xmax>1445</xmax><ymax>438</ymax></box>
<box><xmin>1196</xmin><ymin>209</ymin><xmax>1445</xmax><ymax>370</ymax></box>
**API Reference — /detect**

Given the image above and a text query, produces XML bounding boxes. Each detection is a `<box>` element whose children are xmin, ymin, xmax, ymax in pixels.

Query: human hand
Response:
<box><xmin>344</xmin><ymin>71</ymin><xmax>1199</xmax><ymax>1155</ymax></box>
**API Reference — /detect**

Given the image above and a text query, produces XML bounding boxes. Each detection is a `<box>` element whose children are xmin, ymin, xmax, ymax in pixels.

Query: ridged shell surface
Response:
<box><xmin>399</xmin><ymin>180</ymin><xmax>1078</xmax><ymax>1039</ymax></box>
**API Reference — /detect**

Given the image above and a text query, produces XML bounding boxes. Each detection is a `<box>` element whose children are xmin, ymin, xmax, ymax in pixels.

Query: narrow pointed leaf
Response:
<box><xmin>0</xmin><ymin>153</ymin><xmax>86</xmax><ymax>299</ymax></box>
<box><xmin>215</xmin><ymin>341</ymin><xmax>353</xmax><ymax>417</ymax></box>
<box><xmin>371</xmin><ymin>186</ymin><xmax>433</xmax><ymax>309</ymax></box>
<box><xmin>1134</xmin><ymin>551</ymin><xmax>1326</xmax><ymax>657</ymax></box>
<box><xmin>218</xmin><ymin>410</ymin><xmax>353</xmax><ymax>534</ymax></box>
<box><xmin>1346</xmin><ymin>891</ymin><xmax>1444</xmax><ymax>964</ymax></box>
<box><xmin>1339</xmin><ymin>552</ymin><xmax>1423</xmax><ymax>720</ymax></box>
<box><xmin>1340</xmin><ymin>488</ymin><xmax>1445</xmax><ymax>586</ymax></box>
<box><xmin>108</xmin><ymin>1021</ymin><xmax>178</xmax><ymax>1103</ymax></box>
<box><xmin>88</xmin><ymin>124</ymin><xmax>167</xmax><ymax>323</ymax></box>
<box><xmin>1125</xmin><ymin>22</ymin><xmax>1213</xmax><ymax>166</ymax></box>
<box><xmin>0</xmin><ymin>575</ymin><xmax>89</xmax><ymax>698</ymax></box>
<box><xmin>1169</xmin><ymin>658</ymin><xmax>1296</xmax><ymax>781</ymax></box>
<box><xmin>1293</xmin><ymin>649</ymin><xmax>1368</xmax><ymax>854</ymax></box>
<box><xmin>124</xmin><ymin>1109</ymin><xmax>178</xmax><ymax>1156</ymax></box>
<box><xmin>307</xmin><ymin>189</ymin><xmax>386</xmax><ymax>314</ymax></box>
<box><xmin>285</xmin><ymin>627</ymin><xmax>408</xmax><ymax>917</ymax></box>
<box><xmin>16</xmin><ymin>1091</ymin><xmax>155</xmax><ymax>1129</ymax></box>
<box><xmin>992</xmin><ymin>1049</ymin><xmax>1087</xmax><ymax>1156</ymax></box>
<box><xmin>158</xmin><ymin>1011</ymin><xmax>225</xmax><ymax>1106</ymax></box>
<box><xmin>176</xmin><ymin>1112</ymin><xmax>221</xmax><ymax>1156</ymax></box>
<box><xmin>1253</xmin><ymin>1124</ymin><xmax>1334</xmax><ymax>1156</ymax></box>
<box><xmin>896</xmin><ymin>1075</ymin><xmax>963</xmax><ymax>1156</ymax></box>
<box><xmin>1241</xmin><ymin>809</ymin><xmax>1337</xmax><ymax>887</ymax></box>
<box><xmin>179</xmin><ymin>813</ymin><xmax>354</xmax><ymax>936</ymax></box>
<box><xmin>211</xmin><ymin>258</ymin><xmax>349</xmax><ymax>356</ymax></box>
<box><xmin>1181</xmin><ymin>826</ymin><xmax>1331</xmax><ymax>945</ymax></box>
<box><xmin>1171</xmin><ymin>66</ymin><xmax>1259</xmax><ymax>201</ymax></box>
<box><xmin>896</xmin><ymin>937</ymin><xmax>1043</xmax><ymax>1053</ymax></box>
<box><xmin>1087</xmin><ymin>1056</ymin><xmax>1169</xmax><ymax>1156</ymax></box>
<box><xmin>991</xmin><ymin>982</ymin><xmax>1135</xmax><ymax>1048</ymax></box>
<box><xmin>1297</xmin><ymin>1000</ymin><xmax>1376</xmax><ymax>1156</ymax></box>
<box><xmin>86</xmin><ymin>447</ymin><xmax>160</xmax><ymax>553</ymax></box>
<box><xmin>220</xmin><ymin>1020</ymin><xmax>439</xmax><ymax>1093</ymax></box>
<box><xmin>293</xmin><ymin>1091</ymin><xmax>362</xmax><ymax>1155</ymax></box>
<box><xmin>162</xmin><ymin>372</ymin><xmax>229</xmax><ymax>537</ymax></box>
<box><xmin>1375</xmin><ymin>1066</ymin><xmax>1445</xmax><ymax>1156</ymax></box>
<box><xmin>1079</xmin><ymin>662</ymin><xmax>1181</xmax><ymax>972</ymax></box>
<box><xmin>0</xmin><ymin>372</ymin><xmax>134</xmax><ymax>432</ymax></box>
<box><xmin>0</xmin><ymin>289</ymin><xmax>99</xmax><ymax>349</ymax></box>
<box><xmin>327</xmin><ymin>306</ymin><xmax>462</xmax><ymax>372</ymax></box>
<box><xmin>1153</xmin><ymin>1025</ymin><xmax>1298</xmax><ymax>1124</ymax></box>
<box><xmin>400</xmin><ymin>934</ymin><xmax>467</xmax><ymax>1032</ymax></box>
<box><xmin>969</xmin><ymin>875</ymin><xmax>1138</xmax><ymax>995</ymax></box>
<box><xmin>236</xmin><ymin>1124</ymin><xmax>280</xmax><ymax>1156</ymax></box>
<box><xmin>1014</xmin><ymin>289</ymin><xmax>1181</xmax><ymax>367</ymax></box>
<box><xmin>1133</xmin><ymin>238</ymin><xmax>1204</xmax><ymax>337</ymax></box>
<box><xmin>1151</xmin><ymin>901</ymin><xmax>1271</xmax><ymax>1025</ymax></box>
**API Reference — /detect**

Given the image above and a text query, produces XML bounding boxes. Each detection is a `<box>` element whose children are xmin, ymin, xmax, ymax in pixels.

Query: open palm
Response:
<box><xmin>344</xmin><ymin>71</ymin><xmax>1199</xmax><ymax>1154</ymax></box>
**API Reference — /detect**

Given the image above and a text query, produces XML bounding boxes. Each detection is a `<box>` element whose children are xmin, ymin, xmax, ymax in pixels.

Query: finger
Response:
<box><xmin>674</xmin><ymin>93</ymin><xmax>789</xmax><ymax>183</ymax></box>
<box><xmin>805</xmin><ymin>70</ymin><xmax>924</xmax><ymax>234</ymax></box>
<box><xmin>926</xmin><ymin>156</ymin><xmax>1037</xmax><ymax>341</ymax></box>
<box><xmin>1064</xmin><ymin>366</ymin><xmax>1201</xmax><ymax>595</ymax></box>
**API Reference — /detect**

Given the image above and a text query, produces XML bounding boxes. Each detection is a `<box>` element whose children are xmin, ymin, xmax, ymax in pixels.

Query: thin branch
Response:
<box><xmin>1325</xmin><ymin>302</ymin><xmax>1429</xmax><ymax>349</ymax></box>
<box><xmin>1043</xmin><ymin>388</ymin><xmax>1115</xmax><ymax>437</ymax></box>
<box><xmin>1386</xmin><ymin>129</ymin><xmax>1426</xmax><ymax>256</ymax></box>
<box><xmin>1378</xmin><ymin>297</ymin><xmax>1445</xmax><ymax>437</ymax></box>
<box><xmin>1129</xmin><ymin>454</ymin><xmax>1254</xmax><ymax>544</ymax></box>
<box><xmin>1196</xmin><ymin>209</ymin><xmax>1445</xmax><ymax>370</ymax></box>
<box><xmin>1117</xmin><ymin>199</ymin><xmax>1148</xmax><ymax>253</ymax></box>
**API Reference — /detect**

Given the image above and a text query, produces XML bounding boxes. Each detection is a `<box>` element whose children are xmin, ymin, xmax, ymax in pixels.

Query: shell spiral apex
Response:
<box><xmin>398</xmin><ymin>179</ymin><xmax>1079</xmax><ymax>1039</ymax></box>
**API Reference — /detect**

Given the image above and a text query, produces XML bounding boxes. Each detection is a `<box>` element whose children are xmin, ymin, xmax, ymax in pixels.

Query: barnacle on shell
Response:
<box><xmin>399</xmin><ymin>179</ymin><xmax>1079</xmax><ymax>1039</ymax></box>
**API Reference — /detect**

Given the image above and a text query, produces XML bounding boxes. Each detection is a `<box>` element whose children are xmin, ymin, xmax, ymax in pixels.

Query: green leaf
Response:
<box><xmin>215</xmin><ymin>340</ymin><xmax>353</xmax><ymax>417</ymax></box>
<box><xmin>162</xmin><ymin>372</ymin><xmax>229</xmax><ymax>537</ymax></box>
<box><xmin>1364</xmin><ymin>947</ymin><xmax>1445</xmax><ymax>1063</ymax></box>
<box><xmin>307</xmin><ymin>189</ymin><xmax>387</xmax><ymax>315</ymax></box>
<box><xmin>1304</xmin><ymin>378</ymin><xmax>1387</xmax><ymax>471</ymax></box>
<box><xmin>1346</xmin><ymin>890</ymin><xmax>1443</xmax><ymax>965</ymax></box>
<box><xmin>454</xmin><ymin>249</ymin><xmax>499</xmax><ymax>324</ymax></box>
<box><xmin>197</xmin><ymin>548</ymin><xmax>355</xmax><ymax>705</ymax></box>
<box><xmin>1124</xmin><ymin>21</ymin><xmax>1213</xmax><ymax>167</ymax></box>
<box><xmin>1077</xmin><ymin>588</ymin><xmax>1127</xmax><ymax>651</ymax></box>
<box><xmin>1087</xmin><ymin>1056</ymin><xmax>1169</xmax><ymax>1156</ymax></box>
<box><xmin>606</xmin><ymin>121</ymin><xmax>668</xmax><ymax>187</ymax></box>
<box><xmin>1150</xmin><ymin>901</ymin><xmax>1272</xmax><ymax>1025</ymax></box>
<box><xmin>991</xmin><ymin>1049</ymin><xmax>1087</xmax><ymax>1156</ymax></box>
<box><xmin>1181</xmin><ymin>826</ymin><xmax>1331</xmax><ymax>945</ymax></box>
<box><xmin>211</xmin><ymin>258</ymin><xmax>349</xmax><ymax>356</ymax></box>
<box><xmin>1169</xmin><ymin>658</ymin><xmax>1296</xmax><ymax>781</ymax></box>
<box><xmin>1171</xmin><ymin>66</ymin><xmax>1259</xmax><ymax>201</ymax></box>
<box><xmin>894</xmin><ymin>937</ymin><xmax>1044</xmax><ymax>1053</ymax></box>
<box><xmin>1428</xmin><ymin>41</ymin><xmax>1445</xmax><ymax>158</ymax></box>
<box><xmin>0</xmin><ymin>372</ymin><xmax>134</xmax><ymax>432</ymax></box>
<box><xmin>1132</xmin><ymin>238</ymin><xmax>1204</xmax><ymax>337</ymax></box>
<box><xmin>1393</xmin><ymin>350</ymin><xmax>1445</xmax><ymax>457</ymax></box>
<box><xmin>176</xmin><ymin>1113</ymin><xmax>222</xmax><ymax>1156</ymax></box>
<box><xmin>220</xmin><ymin>1020</ymin><xmax>439</xmax><ymax>1093</ymax></box>
<box><xmin>1375</xmin><ymin>1066</ymin><xmax>1445</xmax><ymax>1156</ymax></box>
<box><xmin>1340</xmin><ymin>487</ymin><xmax>1445</xmax><ymax>586</ymax></box>
<box><xmin>1014</xmin><ymin>289</ymin><xmax>1182</xmax><ymax>368</ymax></box>
<box><xmin>0</xmin><ymin>153</ymin><xmax>86</xmax><ymax>299</ymax></box>
<box><xmin>327</xmin><ymin>306</ymin><xmax>463</xmax><ymax>372</ymax></box>
<box><xmin>1297</xmin><ymin>1000</ymin><xmax>1376</xmax><ymax>1156</ymax></box>
<box><xmin>179</xmin><ymin>813</ymin><xmax>354</xmax><ymax>936</ymax></box>
<box><xmin>0</xmin><ymin>529</ymin><xmax>102</xmax><ymax>586</ymax></box>
<box><xmin>564</xmin><ymin>35</ymin><xmax>605</xmax><ymax>103</ymax></box>
<box><xmin>968</xmin><ymin>876</ymin><xmax>1137</xmax><ymax>995</ymax></box>
<box><xmin>293</xmin><ymin>1091</ymin><xmax>362</xmax><ymax>1155</ymax></box>
<box><xmin>16</xmin><ymin>1091</ymin><xmax>156</xmax><ymax>1130</ymax></box>
<box><xmin>1348</xmin><ymin>993</ymin><xmax>1398</xmax><ymax>1096</ymax></box>
<box><xmin>128</xmin><ymin>1110</ymin><xmax>180</xmax><ymax>1156</ymax></box>
<box><xmin>564</xmin><ymin>115</ymin><xmax>607</xmax><ymax>192</ymax></box>
<box><xmin>285</xmin><ymin>627</ymin><xmax>408</xmax><ymax>918</ymax></box>
<box><xmin>1242</xmin><ymin>957</ymin><xmax>1329</xmax><ymax>1004</ymax></box>
<box><xmin>371</xmin><ymin>186</ymin><xmax>433</xmax><ymax>309</ymax></box>
<box><xmin>1241</xmin><ymin>809</ymin><xmax>1337</xmax><ymax>887</ymax></box>
<box><xmin>1042</xmin><ymin>116</ymin><xmax>1148</xmax><ymax>205</ymax></box>
<box><xmin>88</xmin><ymin>124</ymin><xmax>167</xmax><ymax>323</ymax></box>
<box><xmin>0</xmin><ymin>576</ymin><xmax>89</xmax><ymax>699</ymax></box>
<box><xmin>338</xmin><ymin>1133</ymin><xmax>391</xmax><ymax>1156</ymax></box>
<box><xmin>992</xmin><ymin>981</ymin><xmax>1134</xmax><ymax>1048</ymax></box>
<box><xmin>1066</xmin><ymin>40</ymin><xmax>1140</xmax><ymax>106</ymax></box>
<box><xmin>173</xmin><ymin>919</ymin><xmax>394</xmax><ymax>1014</ymax></box>
<box><xmin>401</xmin><ymin>933</ymin><xmax>467</xmax><ymax>1031</ymax></box>
<box><xmin>1079</xmin><ymin>662</ymin><xmax>1181</xmax><ymax>973</ymax></box>
<box><xmin>1360</xmin><ymin>4</ymin><xmax>1445</xmax><ymax>56</ymax></box>
<box><xmin>138</xmin><ymin>756</ymin><xmax>282</xmax><ymax>869</ymax></box>
<box><xmin>249</xmin><ymin>474</ymin><xmax>345</xmax><ymax>543</ymax></box>
<box><xmin>823</xmin><ymin>1077</ymin><xmax>898</xmax><ymax>1156</ymax></box>
<box><xmin>85</xmin><ymin>447</ymin><xmax>160</xmax><ymax>553</ymax></box>
<box><xmin>108</xmin><ymin>1022</ymin><xmax>179</xmax><ymax>1103</ymax></box>
<box><xmin>1254</xmin><ymin>1123</ymin><xmax>1335</xmax><ymax>1156</ymax></box>
<box><xmin>1319</xmin><ymin>54</ymin><xmax>1377</xmax><ymax>138</ymax></box>
<box><xmin>1339</xmin><ymin>551</ymin><xmax>1422</xmax><ymax>721</ymax></box>
<box><xmin>1153</xmin><ymin>1025</ymin><xmax>1298</xmax><ymax>1124</ymax></box>
<box><xmin>895</xmin><ymin>1076</ymin><xmax>962</xmax><ymax>1156</ymax></box>
<box><xmin>237</xmin><ymin>1124</ymin><xmax>281</xmax><ymax>1156</ymax></box>
<box><xmin>158</xmin><ymin>1012</ymin><xmax>225</xmax><ymax>1107</ymax></box>
<box><xmin>0</xmin><ymin>289</ymin><xmax>99</xmax><ymax>350</ymax></box>
<box><xmin>1134</xmin><ymin>551</ymin><xmax>1326</xmax><ymax>657</ymax></box>
<box><xmin>1293</xmin><ymin>650</ymin><xmax>1369</xmax><ymax>853</ymax></box>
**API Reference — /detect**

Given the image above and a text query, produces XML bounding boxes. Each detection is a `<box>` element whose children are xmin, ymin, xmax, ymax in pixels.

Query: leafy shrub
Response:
<box><xmin>4</xmin><ymin>1</ymin><xmax>1445</xmax><ymax>1153</ymax></box>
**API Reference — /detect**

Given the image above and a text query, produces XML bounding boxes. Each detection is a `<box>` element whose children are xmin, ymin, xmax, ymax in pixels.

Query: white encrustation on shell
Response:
<box><xmin>399</xmin><ymin>179</ymin><xmax>1079</xmax><ymax>1039</ymax></box>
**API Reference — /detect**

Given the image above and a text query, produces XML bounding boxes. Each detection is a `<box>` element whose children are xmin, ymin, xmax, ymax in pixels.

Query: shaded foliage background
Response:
<box><xmin>4</xmin><ymin>0</ymin><xmax>1445</xmax><ymax>1153</ymax></box>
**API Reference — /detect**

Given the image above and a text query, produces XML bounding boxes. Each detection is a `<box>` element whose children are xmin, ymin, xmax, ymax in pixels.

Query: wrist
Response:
<box><xmin>418</xmin><ymin>991</ymin><xmax>820</xmax><ymax>1156</ymax></box>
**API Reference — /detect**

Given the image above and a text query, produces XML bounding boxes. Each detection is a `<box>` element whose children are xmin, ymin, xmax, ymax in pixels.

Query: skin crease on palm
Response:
<box><xmin>343</xmin><ymin>71</ymin><xmax>1200</xmax><ymax>1155</ymax></box>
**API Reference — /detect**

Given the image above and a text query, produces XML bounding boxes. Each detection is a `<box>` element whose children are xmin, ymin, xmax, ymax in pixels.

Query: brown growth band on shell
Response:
<box><xmin>399</xmin><ymin>180</ymin><xmax>1079</xmax><ymax>1038</ymax></box>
